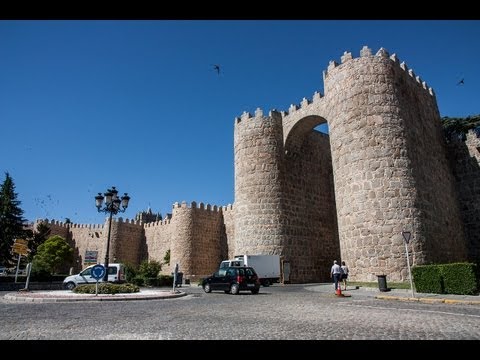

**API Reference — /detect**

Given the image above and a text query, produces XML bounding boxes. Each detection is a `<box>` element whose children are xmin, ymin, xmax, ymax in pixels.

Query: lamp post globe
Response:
<box><xmin>95</xmin><ymin>186</ymin><xmax>130</xmax><ymax>281</ymax></box>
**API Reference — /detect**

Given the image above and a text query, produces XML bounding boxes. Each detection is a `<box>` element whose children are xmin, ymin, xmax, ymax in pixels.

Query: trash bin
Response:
<box><xmin>377</xmin><ymin>274</ymin><xmax>388</xmax><ymax>292</ymax></box>
<box><xmin>174</xmin><ymin>272</ymin><xmax>183</xmax><ymax>287</ymax></box>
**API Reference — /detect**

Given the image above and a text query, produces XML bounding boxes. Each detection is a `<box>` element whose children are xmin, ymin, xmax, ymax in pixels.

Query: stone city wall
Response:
<box><xmin>39</xmin><ymin>46</ymin><xmax>477</xmax><ymax>284</ymax></box>
<box><xmin>448</xmin><ymin>130</ymin><xmax>480</xmax><ymax>264</ymax></box>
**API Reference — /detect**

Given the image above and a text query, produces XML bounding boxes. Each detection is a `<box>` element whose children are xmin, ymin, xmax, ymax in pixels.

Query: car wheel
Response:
<box><xmin>203</xmin><ymin>283</ymin><xmax>211</xmax><ymax>293</ymax></box>
<box><xmin>230</xmin><ymin>283</ymin><xmax>239</xmax><ymax>295</ymax></box>
<box><xmin>262</xmin><ymin>279</ymin><xmax>270</xmax><ymax>287</ymax></box>
<box><xmin>251</xmin><ymin>289</ymin><xmax>259</xmax><ymax>294</ymax></box>
<box><xmin>65</xmin><ymin>282</ymin><xmax>76</xmax><ymax>291</ymax></box>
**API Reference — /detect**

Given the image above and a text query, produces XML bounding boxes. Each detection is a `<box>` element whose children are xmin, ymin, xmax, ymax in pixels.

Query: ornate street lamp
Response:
<box><xmin>95</xmin><ymin>186</ymin><xmax>130</xmax><ymax>281</ymax></box>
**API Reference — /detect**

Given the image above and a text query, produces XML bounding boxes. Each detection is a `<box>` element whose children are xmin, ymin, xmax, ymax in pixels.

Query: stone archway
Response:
<box><xmin>282</xmin><ymin>114</ymin><xmax>340</xmax><ymax>283</ymax></box>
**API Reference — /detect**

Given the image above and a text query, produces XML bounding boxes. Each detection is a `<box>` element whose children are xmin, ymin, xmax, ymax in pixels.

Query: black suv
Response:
<box><xmin>202</xmin><ymin>266</ymin><xmax>260</xmax><ymax>295</ymax></box>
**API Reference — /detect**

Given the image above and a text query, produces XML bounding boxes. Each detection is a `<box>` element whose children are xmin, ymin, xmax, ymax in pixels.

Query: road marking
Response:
<box><xmin>344</xmin><ymin>302</ymin><xmax>480</xmax><ymax>319</ymax></box>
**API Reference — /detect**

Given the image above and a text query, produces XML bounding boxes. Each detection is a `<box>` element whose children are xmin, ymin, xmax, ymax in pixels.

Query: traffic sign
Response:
<box><xmin>12</xmin><ymin>243</ymin><xmax>29</xmax><ymax>255</ymax></box>
<box><xmin>91</xmin><ymin>264</ymin><xmax>106</xmax><ymax>280</ymax></box>
<box><xmin>84</xmin><ymin>250</ymin><xmax>98</xmax><ymax>264</ymax></box>
<box><xmin>402</xmin><ymin>231</ymin><xmax>411</xmax><ymax>244</ymax></box>
<box><xmin>15</xmin><ymin>239</ymin><xmax>28</xmax><ymax>246</ymax></box>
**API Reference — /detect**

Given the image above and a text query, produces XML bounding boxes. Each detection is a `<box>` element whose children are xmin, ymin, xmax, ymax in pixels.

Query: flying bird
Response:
<box><xmin>213</xmin><ymin>64</ymin><xmax>220</xmax><ymax>75</ymax></box>
<box><xmin>457</xmin><ymin>78</ymin><xmax>465</xmax><ymax>85</ymax></box>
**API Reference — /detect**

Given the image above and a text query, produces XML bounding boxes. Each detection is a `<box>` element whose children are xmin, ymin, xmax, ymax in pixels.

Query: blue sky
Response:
<box><xmin>1</xmin><ymin>20</ymin><xmax>479</xmax><ymax>224</ymax></box>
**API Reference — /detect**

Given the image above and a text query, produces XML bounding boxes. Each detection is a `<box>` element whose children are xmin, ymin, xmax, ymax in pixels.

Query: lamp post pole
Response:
<box><xmin>104</xmin><ymin>210</ymin><xmax>114</xmax><ymax>282</ymax></box>
<box><xmin>95</xmin><ymin>186</ymin><xmax>130</xmax><ymax>282</ymax></box>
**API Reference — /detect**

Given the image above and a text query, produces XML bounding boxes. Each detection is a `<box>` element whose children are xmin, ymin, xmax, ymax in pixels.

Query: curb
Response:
<box><xmin>3</xmin><ymin>290</ymin><xmax>187</xmax><ymax>303</ymax></box>
<box><xmin>375</xmin><ymin>295</ymin><xmax>480</xmax><ymax>306</ymax></box>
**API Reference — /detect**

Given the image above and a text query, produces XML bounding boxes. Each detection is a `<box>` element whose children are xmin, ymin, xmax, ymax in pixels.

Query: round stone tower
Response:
<box><xmin>170</xmin><ymin>202</ymin><xmax>194</xmax><ymax>276</ymax></box>
<box><xmin>233</xmin><ymin>108</ymin><xmax>286</xmax><ymax>255</ymax></box>
<box><xmin>323</xmin><ymin>47</ymin><xmax>466</xmax><ymax>281</ymax></box>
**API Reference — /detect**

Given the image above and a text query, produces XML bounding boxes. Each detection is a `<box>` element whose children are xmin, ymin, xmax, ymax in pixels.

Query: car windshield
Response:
<box><xmin>80</xmin><ymin>268</ymin><xmax>92</xmax><ymax>276</ymax></box>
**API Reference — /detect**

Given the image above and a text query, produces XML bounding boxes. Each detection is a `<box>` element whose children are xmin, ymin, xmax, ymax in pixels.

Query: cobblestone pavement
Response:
<box><xmin>1</xmin><ymin>284</ymin><xmax>479</xmax><ymax>340</ymax></box>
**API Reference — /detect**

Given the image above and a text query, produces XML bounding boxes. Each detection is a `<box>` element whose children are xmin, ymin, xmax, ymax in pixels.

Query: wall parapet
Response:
<box><xmin>172</xmin><ymin>200</ymin><xmax>226</xmax><ymax>212</ymax></box>
<box><xmin>35</xmin><ymin>218</ymin><xmax>105</xmax><ymax>230</ymax></box>
<box><xmin>323</xmin><ymin>45</ymin><xmax>435</xmax><ymax>97</ymax></box>
<box><xmin>235</xmin><ymin>89</ymin><xmax>325</xmax><ymax>128</ymax></box>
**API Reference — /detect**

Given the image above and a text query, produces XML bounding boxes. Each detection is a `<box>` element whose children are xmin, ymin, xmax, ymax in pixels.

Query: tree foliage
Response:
<box><xmin>33</xmin><ymin>235</ymin><xmax>73</xmax><ymax>274</ymax></box>
<box><xmin>0</xmin><ymin>172</ymin><xmax>27</xmax><ymax>265</ymax></box>
<box><xmin>442</xmin><ymin>114</ymin><xmax>480</xmax><ymax>142</ymax></box>
<box><xmin>138</xmin><ymin>260</ymin><xmax>162</xmax><ymax>278</ymax></box>
<box><xmin>25</xmin><ymin>221</ymin><xmax>51</xmax><ymax>262</ymax></box>
<box><xmin>163</xmin><ymin>249</ymin><xmax>170</xmax><ymax>266</ymax></box>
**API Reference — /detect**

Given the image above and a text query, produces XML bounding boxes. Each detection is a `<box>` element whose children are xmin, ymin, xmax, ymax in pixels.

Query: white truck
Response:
<box><xmin>219</xmin><ymin>254</ymin><xmax>280</xmax><ymax>286</ymax></box>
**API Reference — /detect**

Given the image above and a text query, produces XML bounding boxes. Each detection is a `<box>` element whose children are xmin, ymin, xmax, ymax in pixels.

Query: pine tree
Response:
<box><xmin>0</xmin><ymin>172</ymin><xmax>27</xmax><ymax>265</ymax></box>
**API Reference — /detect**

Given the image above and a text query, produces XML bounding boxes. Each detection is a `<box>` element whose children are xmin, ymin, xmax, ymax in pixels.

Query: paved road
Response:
<box><xmin>1</xmin><ymin>284</ymin><xmax>479</xmax><ymax>340</ymax></box>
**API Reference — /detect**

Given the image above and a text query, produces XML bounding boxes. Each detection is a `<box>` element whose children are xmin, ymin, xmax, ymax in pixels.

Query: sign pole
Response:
<box><xmin>24</xmin><ymin>263</ymin><xmax>32</xmax><ymax>291</ymax></box>
<box><xmin>14</xmin><ymin>255</ymin><xmax>21</xmax><ymax>283</ymax></box>
<box><xmin>402</xmin><ymin>231</ymin><xmax>415</xmax><ymax>298</ymax></box>
<box><xmin>90</xmin><ymin>264</ymin><xmax>105</xmax><ymax>296</ymax></box>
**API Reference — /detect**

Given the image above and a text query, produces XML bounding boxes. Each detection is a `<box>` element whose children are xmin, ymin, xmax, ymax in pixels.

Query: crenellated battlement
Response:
<box><xmin>222</xmin><ymin>203</ymin><xmax>234</xmax><ymax>213</ymax></box>
<box><xmin>323</xmin><ymin>45</ymin><xmax>435</xmax><ymax>97</ymax></box>
<box><xmin>41</xmin><ymin>199</ymin><xmax>232</xmax><ymax>232</ymax></box>
<box><xmin>143</xmin><ymin>218</ymin><xmax>172</xmax><ymax>228</ymax></box>
<box><xmin>283</xmin><ymin>90</ymin><xmax>324</xmax><ymax>118</ymax></box>
<box><xmin>236</xmin><ymin>89</ymin><xmax>325</xmax><ymax>127</ymax></box>
<box><xmin>172</xmin><ymin>200</ymin><xmax>226</xmax><ymax>212</ymax></box>
<box><xmin>36</xmin><ymin>217</ymin><xmax>145</xmax><ymax>230</ymax></box>
<box><xmin>111</xmin><ymin>217</ymin><xmax>143</xmax><ymax>225</ymax></box>
<box><xmin>35</xmin><ymin>218</ymin><xmax>105</xmax><ymax>230</ymax></box>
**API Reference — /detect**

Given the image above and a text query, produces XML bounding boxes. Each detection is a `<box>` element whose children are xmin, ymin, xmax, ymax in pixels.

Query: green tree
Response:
<box><xmin>123</xmin><ymin>262</ymin><xmax>138</xmax><ymax>282</ymax></box>
<box><xmin>33</xmin><ymin>235</ymin><xmax>73</xmax><ymax>274</ymax></box>
<box><xmin>163</xmin><ymin>249</ymin><xmax>170</xmax><ymax>266</ymax></box>
<box><xmin>0</xmin><ymin>172</ymin><xmax>27</xmax><ymax>265</ymax></box>
<box><xmin>138</xmin><ymin>260</ymin><xmax>162</xmax><ymax>278</ymax></box>
<box><xmin>25</xmin><ymin>221</ymin><xmax>51</xmax><ymax>262</ymax></box>
<box><xmin>442</xmin><ymin>114</ymin><xmax>480</xmax><ymax>142</ymax></box>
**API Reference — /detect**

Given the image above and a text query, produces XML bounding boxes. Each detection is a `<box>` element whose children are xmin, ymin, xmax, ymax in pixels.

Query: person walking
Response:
<box><xmin>341</xmin><ymin>261</ymin><xmax>349</xmax><ymax>290</ymax></box>
<box><xmin>330</xmin><ymin>260</ymin><xmax>342</xmax><ymax>292</ymax></box>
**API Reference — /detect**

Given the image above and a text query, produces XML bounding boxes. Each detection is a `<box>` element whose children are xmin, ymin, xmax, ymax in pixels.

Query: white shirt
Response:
<box><xmin>331</xmin><ymin>264</ymin><xmax>341</xmax><ymax>275</ymax></box>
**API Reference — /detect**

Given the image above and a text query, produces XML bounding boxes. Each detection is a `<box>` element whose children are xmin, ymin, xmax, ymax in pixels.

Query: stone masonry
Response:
<box><xmin>40</xmin><ymin>46</ymin><xmax>480</xmax><ymax>283</ymax></box>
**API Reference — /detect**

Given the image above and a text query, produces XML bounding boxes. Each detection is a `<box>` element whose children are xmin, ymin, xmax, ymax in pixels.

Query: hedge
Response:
<box><xmin>73</xmin><ymin>283</ymin><xmax>140</xmax><ymax>294</ymax></box>
<box><xmin>439</xmin><ymin>263</ymin><xmax>477</xmax><ymax>295</ymax></box>
<box><xmin>412</xmin><ymin>262</ymin><xmax>478</xmax><ymax>295</ymax></box>
<box><xmin>130</xmin><ymin>275</ymin><xmax>174</xmax><ymax>287</ymax></box>
<box><xmin>411</xmin><ymin>265</ymin><xmax>443</xmax><ymax>294</ymax></box>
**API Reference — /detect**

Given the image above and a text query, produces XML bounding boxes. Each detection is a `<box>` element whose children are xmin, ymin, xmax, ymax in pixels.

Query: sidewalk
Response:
<box><xmin>306</xmin><ymin>283</ymin><xmax>480</xmax><ymax>306</ymax></box>
<box><xmin>3</xmin><ymin>288</ymin><xmax>187</xmax><ymax>303</ymax></box>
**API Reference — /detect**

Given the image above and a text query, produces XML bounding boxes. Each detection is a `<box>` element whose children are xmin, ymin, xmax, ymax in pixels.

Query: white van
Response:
<box><xmin>63</xmin><ymin>263</ymin><xmax>125</xmax><ymax>290</ymax></box>
<box><xmin>219</xmin><ymin>259</ymin><xmax>244</xmax><ymax>275</ymax></box>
